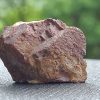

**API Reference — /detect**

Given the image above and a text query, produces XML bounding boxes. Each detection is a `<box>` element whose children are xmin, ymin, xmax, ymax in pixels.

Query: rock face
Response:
<box><xmin>0</xmin><ymin>18</ymin><xmax>87</xmax><ymax>83</ymax></box>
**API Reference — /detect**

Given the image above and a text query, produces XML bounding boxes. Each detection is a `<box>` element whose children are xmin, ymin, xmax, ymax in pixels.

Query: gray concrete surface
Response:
<box><xmin>0</xmin><ymin>59</ymin><xmax>100</xmax><ymax>100</ymax></box>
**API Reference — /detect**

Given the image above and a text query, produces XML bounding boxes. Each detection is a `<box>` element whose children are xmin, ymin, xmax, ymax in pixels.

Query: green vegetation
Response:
<box><xmin>0</xmin><ymin>0</ymin><xmax>100</xmax><ymax>58</ymax></box>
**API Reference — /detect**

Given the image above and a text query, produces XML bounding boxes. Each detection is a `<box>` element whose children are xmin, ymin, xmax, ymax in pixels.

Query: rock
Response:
<box><xmin>0</xmin><ymin>18</ymin><xmax>87</xmax><ymax>83</ymax></box>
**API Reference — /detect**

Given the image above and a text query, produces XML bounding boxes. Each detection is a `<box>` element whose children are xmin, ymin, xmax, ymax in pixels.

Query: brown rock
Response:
<box><xmin>0</xmin><ymin>18</ymin><xmax>87</xmax><ymax>83</ymax></box>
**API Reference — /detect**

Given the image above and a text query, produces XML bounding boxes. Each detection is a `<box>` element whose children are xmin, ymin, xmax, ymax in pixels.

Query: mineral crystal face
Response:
<box><xmin>0</xmin><ymin>18</ymin><xmax>87</xmax><ymax>83</ymax></box>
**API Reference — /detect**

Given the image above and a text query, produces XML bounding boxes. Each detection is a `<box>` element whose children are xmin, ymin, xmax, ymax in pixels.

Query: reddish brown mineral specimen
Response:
<box><xmin>0</xmin><ymin>18</ymin><xmax>87</xmax><ymax>83</ymax></box>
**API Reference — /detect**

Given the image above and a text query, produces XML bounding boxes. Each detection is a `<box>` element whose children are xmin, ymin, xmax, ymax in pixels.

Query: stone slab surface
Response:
<box><xmin>0</xmin><ymin>59</ymin><xmax>100</xmax><ymax>100</ymax></box>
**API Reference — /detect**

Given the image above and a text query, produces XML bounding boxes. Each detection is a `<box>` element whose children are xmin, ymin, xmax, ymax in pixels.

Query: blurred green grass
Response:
<box><xmin>0</xmin><ymin>0</ymin><xmax>100</xmax><ymax>59</ymax></box>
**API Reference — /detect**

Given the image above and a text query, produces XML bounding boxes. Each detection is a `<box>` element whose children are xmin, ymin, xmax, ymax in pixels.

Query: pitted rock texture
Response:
<box><xmin>0</xmin><ymin>18</ymin><xmax>87</xmax><ymax>83</ymax></box>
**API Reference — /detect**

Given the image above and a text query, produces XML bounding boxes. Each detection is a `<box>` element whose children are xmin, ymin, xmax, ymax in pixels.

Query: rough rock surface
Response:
<box><xmin>0</xmin><ymin>18</ymin><xmax>87</xmax><ymax>83</ymax></box>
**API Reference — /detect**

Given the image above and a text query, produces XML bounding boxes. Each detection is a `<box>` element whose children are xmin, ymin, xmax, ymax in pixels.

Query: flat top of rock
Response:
<box><xmin>0</xmin><ymin>18</ymin><xmax>86</xmax><ymax>57</ymax></box>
